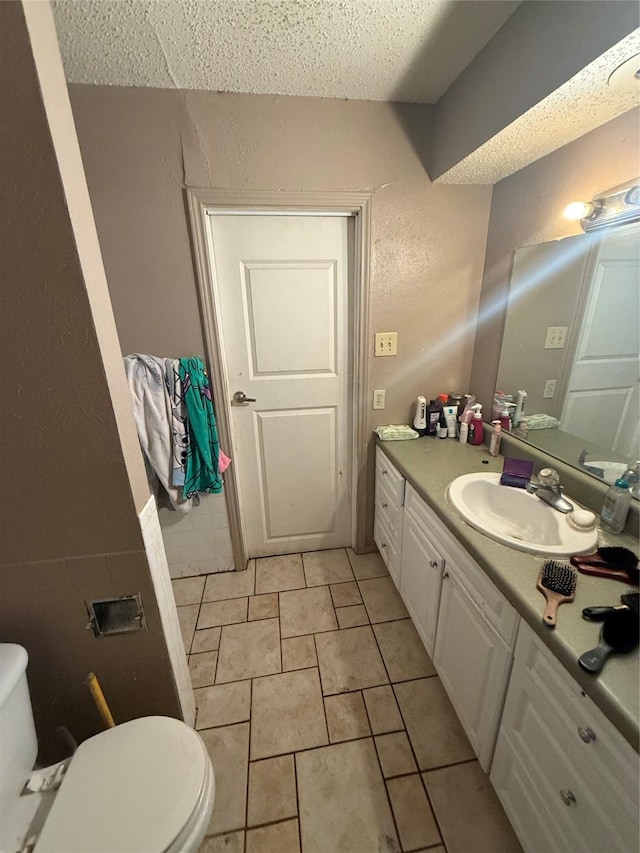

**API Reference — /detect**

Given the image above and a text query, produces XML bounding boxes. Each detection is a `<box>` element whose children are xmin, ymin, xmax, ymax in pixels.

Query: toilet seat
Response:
<box><xmin>33</xmin><ymin>717</ymin><xmax>214</xmax><ymax>853</ymax></box>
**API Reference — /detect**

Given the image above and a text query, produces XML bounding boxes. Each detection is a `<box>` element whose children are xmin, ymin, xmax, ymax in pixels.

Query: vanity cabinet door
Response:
<box><xmin>491</xmin><ymin>621</ymin><xmax>639</xmax><ymax>853</ymax></box>
<box><xmin>434</xmin><ymin>568</ymin><xmax>513</xmax><ymax>772</ymax></box>
<box><xmin>399</xmin><ymin>504</ymin><xmax>443</xmax><ymax>657</ymax></box>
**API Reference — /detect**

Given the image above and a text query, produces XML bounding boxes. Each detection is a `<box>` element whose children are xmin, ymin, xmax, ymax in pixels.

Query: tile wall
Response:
<box><xmin>159</xmin><ymin>492</ymin><xmax>235</xmax><ymax>578</ymax></box>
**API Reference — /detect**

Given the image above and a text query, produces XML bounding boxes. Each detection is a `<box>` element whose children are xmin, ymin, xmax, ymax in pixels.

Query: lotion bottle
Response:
<box><xmin>469</xmin><ymin>404</ymin><xmax>484</xmax><ymax>446</ymax></box>
<box><xmin>600</xmin><ymin>478</ymin><xmax>632</xmax><ymax>533</ymax></box>
<box><xmin>489</xmin><ymin>420</ymin><xmax>502</xmax><ymax>456</ymax></box>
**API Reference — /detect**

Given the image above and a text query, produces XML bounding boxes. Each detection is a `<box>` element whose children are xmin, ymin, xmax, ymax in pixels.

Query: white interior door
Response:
<box><xmin>560</xmin><ymin>225</ymin><xmax>639</xmax><ymax>457</ymax></box>
<box><xmin>207</xmin><ymin>214</ymin><xmax>352</xmax><ymax>558</ymax></box>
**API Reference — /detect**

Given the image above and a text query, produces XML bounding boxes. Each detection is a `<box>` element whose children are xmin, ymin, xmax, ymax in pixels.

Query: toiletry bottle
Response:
<box><xmin>426</xmin><ymin>399</ymin><xmax>440</xmax><ymax>436</ymax></box>
<box><xmin>489</xmin><ymin>420</ymin><xmax>502</xmax><ymax>456</ymax></box>
<box><xmin>459</xmin><ymin>422</ymin><xmax>469</xmax><ymax>444</ymax></box>
<box><xmin>513</xmin><ymin>389</ymin><xmax>527</xmax><ymax>427</ymax></box>
<box><xmin>437</xmin><ymin>408</ymin><xmax>448</xmax><ymax>438</ymax></box>
<box><xmin>413</xmin><ymin>396</ymin><xmax>427</xmax><ymax>435</ymax></box>
<box><xmin>469</xmin><ymin>404</ymin><xmax>484</xmax><ymax>446</ymax></box>
<box><xmin>444</xmin><ymin>405</ymin><xmax>458</xmax><ymax>438</ymax></box>
<box><xmin>600</xmin><ymin>477</ymin><xmax>632</xmax><ymax>534</ymax></box>
<box><xmin>514</xmin><ymin>417</ymin><xmax>528</xmax><ymax>439</ymax></box>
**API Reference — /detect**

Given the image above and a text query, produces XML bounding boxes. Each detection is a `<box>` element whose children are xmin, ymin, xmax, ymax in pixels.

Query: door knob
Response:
<box><xmin>233</xmin><ymin>391</ymin><xmax>256</xmax><ymax>404</ymax></box>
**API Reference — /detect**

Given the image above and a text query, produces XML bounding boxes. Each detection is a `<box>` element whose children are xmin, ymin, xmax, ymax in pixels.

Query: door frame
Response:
<box><xmin>185</xmin><ymin>188</ymin><xmax>372</xmax><ymax>570</ymax></box>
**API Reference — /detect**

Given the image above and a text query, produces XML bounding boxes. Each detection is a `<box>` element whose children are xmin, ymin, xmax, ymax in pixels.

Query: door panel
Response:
<box><xmin>208</xmin><ymin>215</ymin><xmax>352</xmax><ymax>557</ymax></box>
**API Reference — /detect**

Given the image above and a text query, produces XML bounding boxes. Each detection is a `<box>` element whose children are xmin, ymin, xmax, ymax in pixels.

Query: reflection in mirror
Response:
<box><xmin>496</xmin><ymin>220</ymin><xmax>639</xmax><ymax>495</ymax></box>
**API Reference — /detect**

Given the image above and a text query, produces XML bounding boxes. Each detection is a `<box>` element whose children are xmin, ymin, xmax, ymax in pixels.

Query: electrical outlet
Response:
<box><xmin>543</xmin><ymin>379</ymin><xmax>557</xmax><ymax>399</ymax></box>
<box><xmin>544</xmin><ymin>326</ymin><xmax>568</xmax><ymax>349</ymax></box>
<box><xmin>374</xmin><ymin>332</ymin><xmax>398</xmax><ymax>356</ymax></box>
<box><xmin>373</xmin><ymin>390</ymin><xmax>386</xmax><ymax>410</ymax></box>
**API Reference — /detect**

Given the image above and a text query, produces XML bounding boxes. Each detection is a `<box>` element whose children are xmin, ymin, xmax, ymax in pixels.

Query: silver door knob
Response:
<box><xmin>233</xmin><ymin>391</ymin><xmax>256</xmax><ymax>404</ymax></box>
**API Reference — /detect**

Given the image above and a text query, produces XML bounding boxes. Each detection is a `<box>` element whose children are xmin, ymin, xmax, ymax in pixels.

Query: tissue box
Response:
<box><xmin>500</xmin><ymin>457</ymin><xmax>534</xmax><ymax>489</ymax></box>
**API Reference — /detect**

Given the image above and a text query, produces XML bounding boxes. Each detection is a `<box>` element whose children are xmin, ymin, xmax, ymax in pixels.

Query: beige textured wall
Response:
<box><xmin>470</xmin><ymin>108</ymin><xmax>640</xmax><ymax>413</ymax></box>
<box><xmin>69</xmin><ymin>86</ymin><xmax>493</xmax><ymax>543</ymax></box>
<box><xmin>0</xmin><ymin>1</ymin><xmax>179</xmax><ymax>762</ymax></box>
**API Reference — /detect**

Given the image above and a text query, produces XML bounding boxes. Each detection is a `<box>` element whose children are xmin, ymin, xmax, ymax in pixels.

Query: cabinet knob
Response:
<box><xmin>577</xmin><ymin>726</ymin><xmax>596</xmax><ymax>743</ymax></box>
<box><xmin>380</xmin><ymin>541</ymin><xmax>387</xmax><ymax>549</ymax></box>
<box><xmin>429</xmin><ymin>560</ymin><xmax>438</xmax><ymax>568</ymax></box>
<box><xmin>382</xmin><ymin>502</ymin><xmax>388</xmax><ymax>508</ymax></box>
<box><xmin>382</xmin><ymin>469</ymin><xmax>388</xmax><ymax>475</ymax></box>
<box><xmin>560</xmin><ymin>789</ymin><xmax>576</xmax><ymax>806</ymax></box>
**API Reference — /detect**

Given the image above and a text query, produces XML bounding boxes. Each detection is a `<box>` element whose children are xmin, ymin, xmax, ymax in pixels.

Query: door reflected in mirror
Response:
<box><xmin>496</xmin><ymin>221</ymin><xmax>639</xmax><ymax>493</ymax></box>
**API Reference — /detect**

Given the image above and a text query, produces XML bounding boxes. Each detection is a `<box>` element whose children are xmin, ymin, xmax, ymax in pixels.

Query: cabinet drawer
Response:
<box><xmin>493</xmin><ymin>622</ymin><xmax>639</xmax><ymax>853</ymax></box>
<box><xmin>375</xmin><ymin>447</ymin><xmax>405</xmax><ymax>508</ymax></box>
<box><xmin>405</xmin><ymin>484</ymin><xmax>518</xmax><ymax>647</ymax></box>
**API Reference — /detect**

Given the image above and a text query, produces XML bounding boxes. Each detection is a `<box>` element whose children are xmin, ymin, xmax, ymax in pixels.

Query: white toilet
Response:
<box><xmin>0</xmin><ymin>644</ymin><xmax>215</xmax><ymax>853</ymax></box>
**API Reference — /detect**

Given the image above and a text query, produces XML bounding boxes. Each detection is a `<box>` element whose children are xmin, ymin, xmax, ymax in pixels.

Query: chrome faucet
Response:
<box><xmin>527</xmin><ymin>468</ymin><xmax>574</xmax><ymax>514</ymax></box>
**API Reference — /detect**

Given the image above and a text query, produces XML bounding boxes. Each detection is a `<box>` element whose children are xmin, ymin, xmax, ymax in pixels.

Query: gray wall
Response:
<box><xmin>68</xmin><ymin>85</ymin><xmax>494</xmax><ymax>543</ymax></box>
<box><xmin>0</xmin><ymin>1</ymin><xmax>180</xmax><ymax>762</ymax></box>
<box><xmin>470</xmin><ymin>108</ymin><xmax>640</xmax><ymax>415</ymax></box>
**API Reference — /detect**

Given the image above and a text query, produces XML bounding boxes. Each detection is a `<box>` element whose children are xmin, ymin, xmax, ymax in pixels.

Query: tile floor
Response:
<box><xmin>174</xmin><ymin>548</ymin><xmax>522</xmax><ymax>853</ymax></box>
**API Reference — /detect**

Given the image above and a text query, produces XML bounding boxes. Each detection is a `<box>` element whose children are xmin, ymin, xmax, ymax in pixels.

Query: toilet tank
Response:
<box><xmin>0</xmin><ymin>644</ymin><xmax>38</xmax><ymax>811</ymax></box>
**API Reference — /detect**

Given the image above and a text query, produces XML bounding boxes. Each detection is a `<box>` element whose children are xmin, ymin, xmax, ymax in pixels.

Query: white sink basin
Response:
<box><xmin>447</xmin><ymin>473</ymin><xmax>598</xmax><ymax>556</ymax></box>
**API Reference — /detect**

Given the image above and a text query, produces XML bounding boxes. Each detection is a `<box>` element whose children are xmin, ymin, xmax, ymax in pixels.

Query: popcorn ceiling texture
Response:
<box><xmin>439</xmin><ymin>32</ymin><xmax>640</xmax><ymax>184</ymax></box>
<box><xmin>52</xmin><ymin>0</ymin><xmax>518</xmax><ymax>103</ymax></box>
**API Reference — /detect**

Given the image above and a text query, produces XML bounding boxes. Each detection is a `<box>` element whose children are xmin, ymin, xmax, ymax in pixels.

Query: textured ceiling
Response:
<box><xmin>52</xmin><ymin>0</ymin><xmax>520</xmax><ymax>103</ymax></box>
<box><xmin>440</xmin><ymin>33</ymin><xmax>640</xmax><ymax>184</ymax></box>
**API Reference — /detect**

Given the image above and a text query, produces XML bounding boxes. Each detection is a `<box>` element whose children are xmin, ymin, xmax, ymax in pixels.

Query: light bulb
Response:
<box><xmin>563</xmin><ymin>201</ymin><xmax>593</xmax><ymax>221</ymax></box>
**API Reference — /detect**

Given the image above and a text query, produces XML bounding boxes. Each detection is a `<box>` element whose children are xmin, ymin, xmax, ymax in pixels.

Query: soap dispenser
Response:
<box><xmin>469</xmin><ymin>404</ymin><xmax>484</xmax><ymax>446</ymax></box>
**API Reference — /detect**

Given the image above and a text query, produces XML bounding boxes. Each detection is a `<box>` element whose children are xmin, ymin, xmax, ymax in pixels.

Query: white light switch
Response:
<box><xmin>544</xmin><ymin>326</ymin><xmax>568</xmax><ymax>349</ymax></box>
<box><xmin>375</xmin><ymin>332</ymin><xmax>398</xmax><ymax>356</ymax></box>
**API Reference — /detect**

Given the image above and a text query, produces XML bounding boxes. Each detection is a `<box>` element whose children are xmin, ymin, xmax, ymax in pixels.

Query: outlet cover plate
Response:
<box><xmin>544</xmin><ymin>326</ymin><xmax>568</xmax><ymax>349</ymax></box>
<box><xmin>373</xmin><ymin>390</ymin><xmax>386</xmax><ymax>410</ymax></box>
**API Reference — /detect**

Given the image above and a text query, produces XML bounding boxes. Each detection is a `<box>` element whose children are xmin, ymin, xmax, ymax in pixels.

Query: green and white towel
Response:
<box><xmin>375</xmin><ymin>424</ymin><xmax>420</xmax><ymax>441</ymax></box>
<box><xmin>178</xmin><ymin>357</ymin><xmax>224</xmax><ymax>498</ymax></box>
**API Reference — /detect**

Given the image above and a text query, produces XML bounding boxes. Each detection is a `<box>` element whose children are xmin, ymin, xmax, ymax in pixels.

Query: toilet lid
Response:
<box><xmin>34</xmin><ymin>717</ymin><xmax>209</xmax><ymax>853</ymax></box>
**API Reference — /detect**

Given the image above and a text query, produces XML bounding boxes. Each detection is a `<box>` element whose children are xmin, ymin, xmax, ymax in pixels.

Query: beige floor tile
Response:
<box><xmin>248</xmin><ymin>592</ymin><xmax>278</xmax><ymax>621</ymax></box>
<box><xmin>387</xmin><ymin>774</ymin><xmax>441</xmax><ymax>851</ymax></box>
<box><xmin>373</xmin><ymin>619</ymin><xmax>436</xmax><ymax>682</ymax></box>
<box><xmin>324</xmin><ymin>691</ymin><xmax>371</xmax><ymax>742</ymax></box>
<box><xmin>394</xmin><ymin>678</ymin><xmax>474</xmax><ymax>770</ymax></box>
<box><xmin>246</xmin><ymin>819</ymin><xmax>300</xmax><ymax>853</ymax></box>
<box><xmin>189</xmin><ymin>651</ymin><xmax>218</xmax><ymax>688</ymax></box>
<box><xmin>329</xmin><ymin>580</ymin><xmax>362</xmax><ymax>607</ymax></box>
<box><xmin>251</xmin><ymin>668</ymin><xmax>328</xmax><ymax>760</ymax></box>
<box><xmin>177</xmin><ymin>604</ymin><xmax>199</xmax><ymax>652</ymax></box>
<box><xmin>296</xmin><ymin>738</ymin><xmax>399</xmax><ymax>853</ymax></box>
<box><xmin>281</xmin><ymin>634</ymin><xmax>317</xmax><ymax>671</ymax></box>
<box><xmin>347</xmin><ymin>547</ymin><xmax>389</xmax><ymax>580</ymax></box>
<box><xmin>197</xmin><ymin>597</ymin><xmax>248</xmax><ymax>630</ymax></box>
<box><xmin>363</xmin><ymin>685</ymin><xmax>405</xmax><ymax>734</ymax></box>
<box><xmin>315</xmin><ymin>626</ymin><xmax>388</xmax><ymax>695</ymax></box>
<box><xmin>191</xmin><ymin>626</ymin><xmax>222</xmax><ymax>654</ymax></box>
<box><xmin>198</xmin><ymin>831</ymin><xmax>245</xmax><ymax>853</ymax></box>
<box><xmin>358</xmin><ymin>576</ymin><xmax>409</xmax><ymax>623</ymax></box>
<box><xmin>195</xmin><ymin>680</ymin><xmax>251</xmax><ymax>730</ymax></box>
<box><xmin>216</xmin><ymin>618</ymin><xmax>281</xmax><ymax>683</ymax></box>
<box><xmin>172</xmin><ymin>575</ymin><xmax>205</xmax><ymax>606</ymax></box>
<box><xmin>279</xmin><ymin>586</ymin><xmax>337</xmax><ymax>638</ymax></box>
<box><xmin>200</xmin><ymin>723</ymin><xmax>249</xmax><ymax>836</ymax></box>
<box><xmin>423</xmin><ymin>761</ymin><xmax>522</xmax><ymax>853</ymax></box>
<box><xmin>255</xmin><ymin>553</ymin><xmax>305</xmax><ymax>594</ymax></box>
<box><xmin>247</xmin><ymin>754</ymin><xmax>297</xmax><ymax>826</ymax></box>
<box><xmin>335</xmin><ymin>604</ymin><xmax>370</xmax><ymax>628</ymax></box>
<box><xmin>303</xmin><ymin>549</ymin><xmax>354</xmax><ymax>586</ymax></box>
<box><xmin>375</xmin><ymin>731</ymin><xmax>417</xmax><ymax>777</ymax></box>
<box><xmin>203</xmin><ymin>561</ymin><xmax>255</xmax><ymax>601</ymax></box>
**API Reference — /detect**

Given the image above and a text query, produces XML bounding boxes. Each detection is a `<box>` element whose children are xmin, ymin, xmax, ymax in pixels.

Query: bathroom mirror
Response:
<box><xmin>495</xmin><ymin>220</ymin><xmax>639</xmax><ymax>490</ymax></box>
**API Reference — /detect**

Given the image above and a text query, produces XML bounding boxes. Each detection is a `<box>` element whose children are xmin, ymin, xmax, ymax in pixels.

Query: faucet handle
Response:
<box><xmin>539</xmin><ymin>468</ymin><xmax>560</xmax><ymax>487</ymax></box>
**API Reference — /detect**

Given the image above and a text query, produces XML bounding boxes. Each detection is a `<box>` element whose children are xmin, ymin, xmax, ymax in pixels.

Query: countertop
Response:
<box><xmin>376</xmin><ymin>435</ymin><xmax>640</xmax><ymax>752</ymax></box>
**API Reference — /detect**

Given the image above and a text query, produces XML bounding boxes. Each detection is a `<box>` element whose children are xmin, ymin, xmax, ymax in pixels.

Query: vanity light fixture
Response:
<box><xmin>563</xmin><ymin>179</ymin><xmax>640</xmax><ymax>232</ymax></box>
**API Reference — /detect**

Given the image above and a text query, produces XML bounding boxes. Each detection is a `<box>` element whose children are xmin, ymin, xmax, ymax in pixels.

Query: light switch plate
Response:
<box><xmin>544</xmin><ymin>326</ymin><xmax>568</xmax><ymax>349</ymax></box>
<box><xmin>375</xmin><ymin>332</ymin><xmax>398</xmax><ymax>356</ymax></box>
